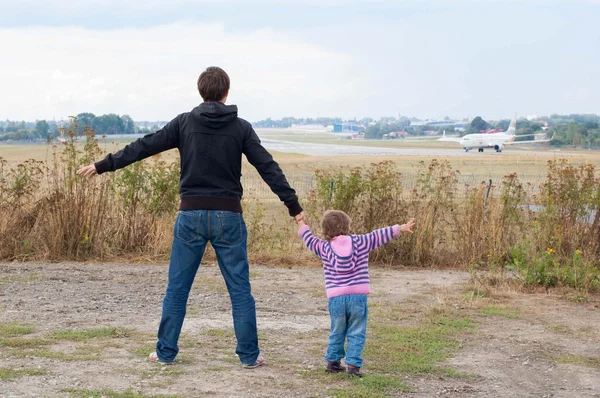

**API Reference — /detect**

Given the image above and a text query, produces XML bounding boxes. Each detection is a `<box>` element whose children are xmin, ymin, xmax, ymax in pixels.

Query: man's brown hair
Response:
<box><xmin>197</xmin><ymin>66</ymin><xmax>230</xmax><ymax>102</ymax></box>
<box><xmin>321</xmin><ymin>210</ymin><xmax>351</xmax><ymax>241</ymax></box>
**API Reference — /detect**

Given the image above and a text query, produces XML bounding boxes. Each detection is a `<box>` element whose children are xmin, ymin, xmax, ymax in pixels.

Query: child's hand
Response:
<box><xmin>400</xmin><ymin>218</ymin><xmax>415</xmax><ymax>234</ymax></box>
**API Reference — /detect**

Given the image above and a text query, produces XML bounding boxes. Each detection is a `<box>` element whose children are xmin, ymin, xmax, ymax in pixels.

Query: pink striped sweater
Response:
<box><xmin>299</xmin><ymin>225</ymin><xmax>401</xmax><ymax>298</ymax></box>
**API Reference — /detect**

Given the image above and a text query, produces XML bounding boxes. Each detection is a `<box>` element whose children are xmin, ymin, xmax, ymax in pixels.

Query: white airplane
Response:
<box><xmin>439</xmin><ymin>117</ymin><xmax>553</xmax><ymax>152</ymax></box>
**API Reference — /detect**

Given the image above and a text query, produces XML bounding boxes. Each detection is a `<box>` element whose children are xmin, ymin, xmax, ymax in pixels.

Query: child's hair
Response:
<box><xmin>321</xmin><ymin>210</ymin><xmax>351</xmax><ymax>240</ymax></box>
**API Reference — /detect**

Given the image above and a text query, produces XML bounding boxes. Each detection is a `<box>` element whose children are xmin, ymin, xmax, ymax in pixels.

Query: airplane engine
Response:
<box><xmin>494</xmin><ymin>144</ymin><xmax>504</xmax><ymax>153</ymax></box>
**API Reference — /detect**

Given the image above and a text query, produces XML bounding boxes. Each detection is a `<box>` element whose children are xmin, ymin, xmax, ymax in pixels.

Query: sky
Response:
<box><xmin>0</xmin><ymin>0</ymin><xmax>599</xmax><ymax>122</ymax></box>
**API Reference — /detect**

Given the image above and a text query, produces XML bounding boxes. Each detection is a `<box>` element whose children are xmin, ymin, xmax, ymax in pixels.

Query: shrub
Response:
<box><xmin>534</xmin><ymin>160</ymin><xmax>600</xmax><ymax>258</ymax></box>
<box><xmin>0</xmin><ymin>122</ymin><xmax>178</xmax><ymax>260</ymax></box>
<box><xmin>1</xmin><ymin>134</ymin><xmax>598</xmax><ymax>295</ymax></box>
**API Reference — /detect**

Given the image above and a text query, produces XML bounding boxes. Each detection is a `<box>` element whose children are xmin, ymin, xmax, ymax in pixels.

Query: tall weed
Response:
<box><xmin>534</xmin><ymin>160</ymin><xmax>600</xmax><ymax>257</ymax></box>
<box><xmin>0</xmin><ymin>122</ymin><xmax>178</xmax><ymax>260</ymax></box>
<box><xmin>454</xmin><ymin>173</ymin><xmax>527</xmax><ymax>267</ymax></box>
<box><xmin>1</xmin><ymin>136</ymin><xmax>598</xmax><ymax>294</ymax></box>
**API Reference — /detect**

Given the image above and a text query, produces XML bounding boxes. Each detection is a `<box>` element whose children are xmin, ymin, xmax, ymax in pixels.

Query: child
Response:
<box><xmin>296</xmin><ymin>210</ymin><xmax>415</xmax><ymax>377</ymax></box>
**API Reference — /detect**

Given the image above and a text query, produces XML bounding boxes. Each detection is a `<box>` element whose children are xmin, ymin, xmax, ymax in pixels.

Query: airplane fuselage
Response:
<box><xmin>438</xmin><ymin>117</ymin><xmax>551</xmax><ymax>152</ymax></box>
<box><xmin>459</xmin><ymin>133</ymin><xmax>514</xmax><ymax>152</ymax></box>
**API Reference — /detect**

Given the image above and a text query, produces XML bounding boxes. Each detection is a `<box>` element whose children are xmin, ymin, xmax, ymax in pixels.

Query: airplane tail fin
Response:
<box><xmin>506</xmin><ymin>115</ymin><xmax>517</xmax><ymax>136</ymax></box>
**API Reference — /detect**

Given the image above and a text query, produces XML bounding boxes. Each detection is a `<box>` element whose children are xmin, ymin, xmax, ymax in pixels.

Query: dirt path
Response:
<box><xmin>0</xmin><ymin>262</ymin><xmax>599</xmax><ymax>397</ymax></box>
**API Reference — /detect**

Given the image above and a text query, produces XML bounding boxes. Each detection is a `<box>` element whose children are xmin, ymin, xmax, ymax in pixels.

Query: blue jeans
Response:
<box><xmin>156</xmin><ymin>210</ymin><xmax>259</xmax><ymax>365</ymax></box>
<box><xmin>325</xmin><ymin>294</ymin><xmax>368</xmax><ymax>368</ymax></box>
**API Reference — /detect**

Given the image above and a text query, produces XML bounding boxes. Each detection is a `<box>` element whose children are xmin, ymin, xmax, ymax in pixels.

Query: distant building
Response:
<box><xmin>333</xmin><ymin>123</ymin><xmax>364</xmax><ymax>133</ymax></box>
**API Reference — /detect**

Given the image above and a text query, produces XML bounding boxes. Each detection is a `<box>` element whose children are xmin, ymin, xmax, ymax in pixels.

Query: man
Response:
<box><xmin>77</xmin><ymin>66</ymin><xmax>303</xmax><ymax>368</ymax></box>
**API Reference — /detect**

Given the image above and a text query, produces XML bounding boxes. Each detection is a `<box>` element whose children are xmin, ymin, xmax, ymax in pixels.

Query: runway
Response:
<box><xmin>260</xmin><ymin>139</ymin><xmax>555</xmax><ymax>157</ymax></box>
<box><xmin>95</xmin><ymin>134</ymin><xmax>567</xmax><ymax>157</ymax></box>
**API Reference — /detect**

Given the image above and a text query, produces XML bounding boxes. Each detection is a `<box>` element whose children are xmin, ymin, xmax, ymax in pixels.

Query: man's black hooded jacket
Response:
<box><xmin>95</xmin><ymin>101</ymin><xmax>302</xmax><ymax>216</ymax></box>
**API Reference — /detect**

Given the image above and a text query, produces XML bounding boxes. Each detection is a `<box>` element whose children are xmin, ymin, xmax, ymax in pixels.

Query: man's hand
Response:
<box><xmin>294</xmin><ymin>212</ymin><xmax>305</xmax><ymax>227</ymax></box>
<box><xmin>400</xmin><ymin>218</ymin><xmax>416</xmax><ymax>234</ymax></box>
<box><xmin>77</xmin><ymin>164</ymin><xmax>98</xmax><ymax>178</ymax></box>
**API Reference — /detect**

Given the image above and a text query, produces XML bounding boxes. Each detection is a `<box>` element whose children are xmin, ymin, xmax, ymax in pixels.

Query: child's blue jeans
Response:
<box><xmin>325</xmin><ymin>294</ymin><xmax>368</xmax><ymax>368</ymax></box>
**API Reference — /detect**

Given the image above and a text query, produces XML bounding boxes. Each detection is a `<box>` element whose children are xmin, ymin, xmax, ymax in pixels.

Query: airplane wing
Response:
<box><xmin>437</xmin><ymin>136</ymin><xmax>462</xmax><ymax>142</ymax></box>
<box><xmin>513</xmin><ymin>133</ymin><xmax>537</xmax><ymax>138</ymax></box>
<box><xmin>504</xmin><ymin>133</ymin><xmax>555</xmax><ymax>145</ymax></box>
<box><xmin>405</xmin><ymin>136</ymin><xmax>446</xmax><ymax>140</ymax></box>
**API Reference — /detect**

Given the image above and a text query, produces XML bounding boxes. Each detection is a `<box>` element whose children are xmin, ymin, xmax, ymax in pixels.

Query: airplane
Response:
<box><xmin>438</xmin><ymin>117</ymin><xmax>554</xmax><ymax>152</ymax></box>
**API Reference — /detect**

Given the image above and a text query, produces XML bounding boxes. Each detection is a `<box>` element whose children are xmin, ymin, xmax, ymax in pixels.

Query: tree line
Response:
<box><xmin>2</xmin><ymin>113</ymin><xmax>600</xmax><ymax>148</ymax></box>
<box><xmin>252</xmin><ymin>117</ymin><xmax>345</xmax><ymax>128</ymax></box>
<box><xmin>0</xmin><ymin>113</ymin><xmax>165</xmax><ymax>142</ymax></box>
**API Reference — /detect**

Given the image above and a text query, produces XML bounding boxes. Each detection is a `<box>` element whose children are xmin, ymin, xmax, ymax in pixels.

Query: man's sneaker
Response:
<box><xmin>149</xmin><ymin>352</ymin><xmax>174</xmax><ymax>365</ymax></box>
<box><xmin>326</xmin><ymin>361</ymin><xmax>346</xmax><ymax>373</ymax></box>
<box><xmin>242</xmin><ymin>356</ymin><xmax>265</xmax><ymax>369</ymax></box>
<box><xmin>347</xmin><ymin>366</ymin><xmax>363</xmax><ymax>377</ymax></box>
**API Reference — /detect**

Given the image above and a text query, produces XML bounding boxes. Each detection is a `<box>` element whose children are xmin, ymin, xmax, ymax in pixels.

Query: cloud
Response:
<box><xmin>1</xmin><ymin>1</ymin><xmax>599</xmax><ymax>122</ymax></box>
<box><xmin>0</xmin><ymin>23</ymin><xmax>365</xmax><ymax>121</ymax></box>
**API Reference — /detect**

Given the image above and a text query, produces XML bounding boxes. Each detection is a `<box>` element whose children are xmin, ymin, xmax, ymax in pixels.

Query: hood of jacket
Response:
<box><xmin>191</xmin><ymin>101</ymin><xmax>238</xmax><ymax>129</ymax></box>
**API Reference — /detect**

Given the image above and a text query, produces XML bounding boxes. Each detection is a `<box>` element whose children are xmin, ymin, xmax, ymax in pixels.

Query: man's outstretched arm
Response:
<box><xmin>243</xmin><ymin>126</ymin><xmax>302</xmax><ymax>216</ymax></box>
<box><xmin>78</xmin><ymin>116</ymin><xmax>180</xmax><ymax>177</ymax></box>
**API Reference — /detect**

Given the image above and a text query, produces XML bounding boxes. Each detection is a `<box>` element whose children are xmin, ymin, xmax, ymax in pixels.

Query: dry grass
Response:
<box><xmin>1</xmin><ymin>128</ymin><xmax>599</xmax><ymax>294</ymax></box>
<box><xmin>4</xmin><ymin>137</ymin><xmax>600</xmax><ymax>173</ymax></box>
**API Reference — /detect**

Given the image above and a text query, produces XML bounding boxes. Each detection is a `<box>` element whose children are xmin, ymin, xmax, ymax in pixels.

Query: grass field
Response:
<box><xmin>2</xmin><ymin>131</ymin><xmax>599</xmax><ymax>268</ymax></box>
<box><xmin>3</xmin><ymin>130</ymin><xmax>600</xmax><ymax>176</ymax></box>
<box><xmin>3</xmin><ymin>135</ymin><xmax>599</xmax><ymax>206</ymax></box>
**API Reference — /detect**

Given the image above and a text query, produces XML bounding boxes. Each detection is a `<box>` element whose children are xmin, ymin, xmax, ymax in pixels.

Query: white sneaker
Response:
<box><xmin>242</xmin><ymin>356</ymin><xmax>265</xmax><ymax>369</ymax></box>
<box><xmin>149</xmin><ymin>351</ymin><xmax>174</xmax><ymax>365</ymax></box>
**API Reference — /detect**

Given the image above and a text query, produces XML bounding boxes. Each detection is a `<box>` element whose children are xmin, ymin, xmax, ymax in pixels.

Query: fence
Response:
<box><xmin>241</xmin><ymin>170</ymin><xmax>550</xmax><ymax>201</ymax></box>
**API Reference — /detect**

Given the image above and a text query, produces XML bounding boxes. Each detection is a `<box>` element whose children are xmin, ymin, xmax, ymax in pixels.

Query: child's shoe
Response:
<box><xmin>347</xmin><ymin>365</ymin><xmax>363</xmax><ymax>377</ymax></box>
<box><xmin>242</xmin><ymin>356</ymin><xmax>265</xmax><ymax>369</ymax></box>
<box><xmin>325</xmin><ymin>361</ymin><xmax>346</xmax><ymax>373</ymax></box>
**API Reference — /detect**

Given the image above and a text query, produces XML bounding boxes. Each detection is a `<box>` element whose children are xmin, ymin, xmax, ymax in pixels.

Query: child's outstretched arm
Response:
<box><xmin>360</xmin><ymin>218</ymin><xmax>415</xmax><ymax>252</ymax></box>
<box><xmin>296</xmin><ymin>215</ymin><xmax>325</xmax><ymax>258</ymax></box>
